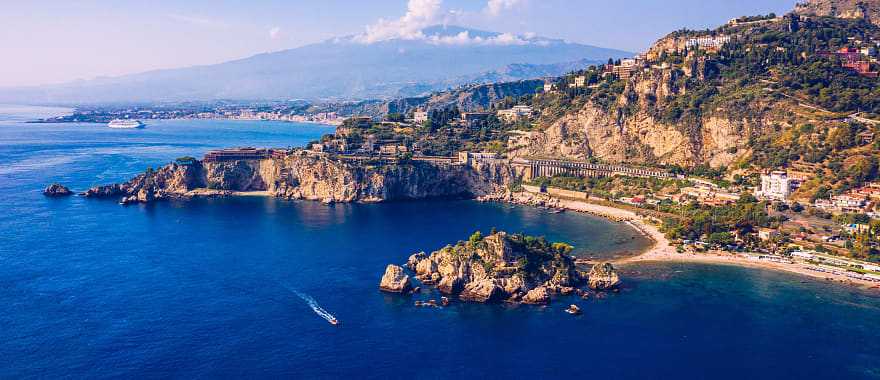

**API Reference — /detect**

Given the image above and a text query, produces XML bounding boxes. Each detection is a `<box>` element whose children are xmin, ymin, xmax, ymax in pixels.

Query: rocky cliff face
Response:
<box><xmin>512</xmin><ymin>58</ymin><xmax>781</xmax><ymax>168</ymax></box>
<box><xmin>393</xmin><ymin>231</ymin><xmax>621</xmax><ymax>305</ymax></box>
<box><xmin>796</xmin><ymin>0</ymin><xmax>880</xmax><ymax>25</ymax></box>
<box><xmin>84</xmin><ymin>151</ymin><xmax>519</xmax><ymax>204</ymax></box>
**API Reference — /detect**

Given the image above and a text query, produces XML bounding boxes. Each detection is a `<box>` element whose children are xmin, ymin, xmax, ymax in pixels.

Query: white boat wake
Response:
<box><xmin>291</xmin><ymin>289</ymin><xmax>338</xmax><ymax>325</ymax></box>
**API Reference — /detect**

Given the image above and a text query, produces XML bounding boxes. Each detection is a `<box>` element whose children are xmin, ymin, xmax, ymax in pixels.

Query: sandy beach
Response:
<box><xmin>510</xmin><ymin>193</ymin><xmax>880</xmax><ymax>291</ymax></box>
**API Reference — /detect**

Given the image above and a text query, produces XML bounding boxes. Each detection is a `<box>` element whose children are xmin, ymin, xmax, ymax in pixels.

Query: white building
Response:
<box><xmin>686</xmin><ymin>35</ymin><xmax>731</xmax><ymax>50</ymax></box>
<box><xmin>497</xmin><ymin>105</ymin><xmax>533</xmax><ymax>122</ymax></box>
<box><xmin>832</xmin><ymin>195</ymin><xmax>867</xmax><ymax>212</ymax></box>
<box><xmin>570</xmin><ymin>76</ymin><xmax>587</xmax><ymax>88</ymax></box>
<box><xmin>756</xmin><ymin>171</ymin><xmax>794</xmax><ymax>201</ymax></box>
<box><xmin>413</xmin><ymin>110</ymin><xmax>429</xmax><ymax>124</ymax></box>
<box><xmin>543</xmin><ymin>82</ymin><xmax>556</xmax><ymax>92</ymax></box>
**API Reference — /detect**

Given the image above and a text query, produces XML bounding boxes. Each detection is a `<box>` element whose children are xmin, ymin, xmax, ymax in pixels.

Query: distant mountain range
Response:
<box><xmin>0</xmin><ymin>25</ymin><xmax>632</xmax><ymax>105</ymax></box>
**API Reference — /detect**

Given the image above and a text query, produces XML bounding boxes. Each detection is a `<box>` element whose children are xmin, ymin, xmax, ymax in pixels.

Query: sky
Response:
<box><xmin>0</xmin><ymin>0</ymin><xmax>797</xmax><ymax>88</ymax></box>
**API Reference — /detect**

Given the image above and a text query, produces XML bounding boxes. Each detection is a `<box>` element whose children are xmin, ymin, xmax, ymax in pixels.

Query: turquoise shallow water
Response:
<box><xmin>1</xmin><ymin>106</ymin><xmax>879</xmax><ymax>379</ymax></box>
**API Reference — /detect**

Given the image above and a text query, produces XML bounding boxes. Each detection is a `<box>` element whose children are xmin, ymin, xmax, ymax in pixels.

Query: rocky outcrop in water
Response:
<box><xmin>588</xmin><ymin>263</ymin><xmax>621</xmax><ymax>290</ymax></box>
<box><xmin>521</xmin><ymin>286</ymin><xmax>550</xmax><ymax>305</ymax></box>
<box><xmin>43</xmin><ymin>183</ymin><xmax>72</xmax><ymax>197</ymax></box>
<box><xmin>379</xmin><ymin>264</ymin><xmax>412</xmax><ymax>293</ymax></box>
<box><xmin>390</xmin><ymin>231</ymin><xmax>586</xmax><ymax>305</ymax></box>
<box><xmin>83</xmin><ymin>150</ymin><xmax>519</xmax><ymax>205</ymax></box>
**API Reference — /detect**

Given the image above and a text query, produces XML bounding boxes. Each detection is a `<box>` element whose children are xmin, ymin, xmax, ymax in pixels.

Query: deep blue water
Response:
<box><xmin>1</xmin><ymin>106</ymin><xmax>879</xmax><ymax>379</ymax></box>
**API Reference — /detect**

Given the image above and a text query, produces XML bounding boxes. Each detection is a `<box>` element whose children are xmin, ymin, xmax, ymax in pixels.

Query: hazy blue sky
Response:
<box><xmin>0</xmin><ymin>0</ymin><xmax>796</xmax><ymax>87</ymax></box>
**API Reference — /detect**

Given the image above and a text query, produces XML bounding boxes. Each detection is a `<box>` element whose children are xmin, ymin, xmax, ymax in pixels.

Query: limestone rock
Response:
<box><xmin>437</xmin><ymin>275</ymin><xmax>464</xmax><ymax>295</ymax></box>
<box><xmin>459</xmin><ymin>279</ymin><xmax>501</xmax><ymax>302</ymax></box>
<box><xmin>379</xmin><ymin>264</ymin><xmax>412</xmax><ymax>293</ymax></box>
<box><xmin>43</xmin><ymin>183</ymin><xmax>72</xmax><ymax>197</ymax></box>
<box><xmin>406</xmin><ymin>252</ymin><xmax>427</xmax><ymax>270</ymax></box>
<box><xmin>588</xmin><ymin>262</ymin><xmax>621</xmax><ymax>290</ymax></box>
<box><xmin>522</xmin><ymin>286</ymin><xmax>550</xmax><ymax>305</ymax></box>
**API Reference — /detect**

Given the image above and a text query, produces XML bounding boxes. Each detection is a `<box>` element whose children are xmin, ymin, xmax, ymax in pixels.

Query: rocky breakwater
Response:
<box><xmin>82</xmin><ymin>150</ymin><xmax>521</xmax><ymax>205</ymax></box>
<box><xmin>381</xmin><ymin>230</ymin><xmax>622</xmax><ymax>305</ymax></box>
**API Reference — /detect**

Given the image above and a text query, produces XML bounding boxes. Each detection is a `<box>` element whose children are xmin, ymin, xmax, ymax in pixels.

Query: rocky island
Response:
<box><xmin>43</xmin><ymin>183</ymin><xmax>72</xmax><ymax>197</ymax></box>
<box><xmin>379</xmin><ymin>231</ymin><xmax>621</xmax><ymax>305</ymax></box>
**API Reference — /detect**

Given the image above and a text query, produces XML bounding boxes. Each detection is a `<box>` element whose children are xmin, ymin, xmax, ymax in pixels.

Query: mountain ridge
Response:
<box><xmin>0</xmin><ymin>25</ymin><xmax>631</xmax><ymax>105</ymax></box>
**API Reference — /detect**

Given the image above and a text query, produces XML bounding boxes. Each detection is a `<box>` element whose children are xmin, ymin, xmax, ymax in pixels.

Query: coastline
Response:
<box><xmin>499</xmin><ymin>192</ymin><xmax>880</xmax><ymax>291</ymax></box>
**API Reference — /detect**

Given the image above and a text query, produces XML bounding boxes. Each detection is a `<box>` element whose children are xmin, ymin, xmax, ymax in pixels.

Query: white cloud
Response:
<box><xmin>353</xmin><ymin>0</ymin><xmax>532</xmax><ymax>45</ymax></box>
<box><xmin>354</xmin><ymin>0</ymin><xmax>443</xmax><ymax>44</ymax></box>
<box><xmin>426</xmin><ymin>31</ymin><xmax>529</xmax><ymax>46</ymax></box>
<box><xmin>485</xmin><ymin>0</ymin><xmax>525</xmax><ymax>17</ymax></box>
<box><xmin>269</xmin><ymin>26</ymin><xmax>282</xmax><ymax>40</ymax></box>
<box><xmin>168</xmin><ymin>13</ymin><xmax>227</xmax><ymax>28</ymax></box>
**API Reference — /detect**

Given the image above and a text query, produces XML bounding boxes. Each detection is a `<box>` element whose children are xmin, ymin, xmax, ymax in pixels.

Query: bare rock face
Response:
<box><xmin>522</xmin><ymin>286</ymin><xmax>550</xmax><ymax>305</ymax></box>
<box><xmin>508</xmin><ymin>52</ymin><xmax>783</xmax><ymax>169</ymax></box>
<box><xmin>84</xmin><ymin>161</ymin><xmax>204</xmax><ymax>201</ymax></box>
<box><xmin>437</xmin><ymin>275</ymin><xmax>465</xmax><ymax>295</ymax></box>
<box><xmin>379</xmin><ymin>264</ymin><xmax>412</xmax><ymax>293</ymax></box>
<box><xmin>406</xmin><ymin>252</ymin><xmax>427</xmax><ymax>271</ymax></box>
<box><xmin>459</xmin><ymin>279</ymin><xmax>501</xmax><ymax>302</ymax></box>
<box><xmin>43</xmin><ymin>183</ymin><xmax>72</xmax><ymax>197</ymax></box>
<box><xmin>796</xmin><ymin>0</ymin><xmax>880</xmax><ymax>25</ymax></box>
<box><xmin>588</xmin><ymin>263</ymin><xmax>621</xmax><ymax>290</ymax></box>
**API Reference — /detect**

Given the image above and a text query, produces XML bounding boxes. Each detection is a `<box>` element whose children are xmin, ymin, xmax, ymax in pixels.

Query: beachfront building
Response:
<box><xmin>756</xmin><ymin>171</ymin><xmax>793</xmax><ymax>201</ymax></box>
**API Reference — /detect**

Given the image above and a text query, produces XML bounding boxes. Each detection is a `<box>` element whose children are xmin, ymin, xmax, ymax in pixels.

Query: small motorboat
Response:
<box><xmin>328</xmin><ymin>317</ymin><xmax>339</xmax><ymax>325</ymax></box>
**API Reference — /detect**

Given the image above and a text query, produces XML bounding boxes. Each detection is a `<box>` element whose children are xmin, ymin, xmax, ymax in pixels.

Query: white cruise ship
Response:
<box><xmin>107</xmin><ymin>119</ymin><xmax>145</xmax><ymax>129</ymax></box>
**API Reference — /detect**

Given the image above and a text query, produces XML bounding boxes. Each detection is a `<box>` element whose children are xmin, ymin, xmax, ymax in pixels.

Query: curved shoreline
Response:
<box><xmin>500</xmin><ymin>193</ymin><xmax>880</xmax><ymax>291</ymax></box>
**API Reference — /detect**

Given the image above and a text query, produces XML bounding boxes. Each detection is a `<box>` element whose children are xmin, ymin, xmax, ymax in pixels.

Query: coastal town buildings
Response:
<box><xmin>680</xmin><ymin>183</ymin><xmax>741</xmax><ymax>205</ymax></box>
<box><xmin>685</xmin><ymin>35</ymin><xmax>731</xmax><ymax>51</ymax></box>
<box><xmin>818</xmin><ymin>47</ymin><xmax>879</xmax><ymax>77</ymax></box>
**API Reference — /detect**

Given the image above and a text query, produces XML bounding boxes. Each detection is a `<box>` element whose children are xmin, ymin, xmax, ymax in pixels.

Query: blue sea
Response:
<box><xmin>1</xmin><ymin>105</ymin><xmax>879</xmax><ymax>379</ymax></box>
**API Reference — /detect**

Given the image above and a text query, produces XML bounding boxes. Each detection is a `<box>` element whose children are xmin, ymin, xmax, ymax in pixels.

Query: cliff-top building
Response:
<box><xmin>497</xmin><ymin>105</ymin><xmax>533</xmax><ymax>123</ymax></box>
<box><xmin>413</xmin><ymin>110</ymin><xmax>429</xmax><ymax>124</ymax></box>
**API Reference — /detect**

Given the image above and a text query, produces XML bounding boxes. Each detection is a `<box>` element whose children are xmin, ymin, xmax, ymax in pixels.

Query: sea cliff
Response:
<box><xmin>83</xmin><ymin>151</ymin><xmax>520</xmax><ymax>204</ymax></box>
